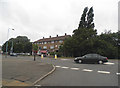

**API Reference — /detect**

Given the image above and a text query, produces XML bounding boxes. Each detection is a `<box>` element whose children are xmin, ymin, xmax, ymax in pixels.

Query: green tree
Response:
<box><xmin>32</xmin><ymin>44</ymin><xmax>38</xmax><ymax>61</ymax></box>
<box><xmin>71</xmin><ymin>7</ymin><xmax>97</xmax><ymax>57</ymax></box>
<box><xmin>23</xmin><ymin>42</ymin><xmax>32</xmax><ymax>53</ymax></box>
<box><xmin>78</xmin><ymin>7</ymin><xmax>88</xmax><ymax>29</ymax></box>
<box><xmin>2</xmin><ymin>36</ymin><xmax>32</xmax><ymax>54</ymax></box>
<box><xmin>59</xmin><ymin>6</ymin><xmax>119</xmax><ymax>59</ymax></box>
<box><xmin>87</xmin><ymin>7</ymin><xmax>94</xmax><ymax>29</ymax></box>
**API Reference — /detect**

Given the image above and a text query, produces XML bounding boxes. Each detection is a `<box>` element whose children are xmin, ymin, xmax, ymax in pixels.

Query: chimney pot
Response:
<box><xmin>65</xmin><ymin>33</ymin><xmax>67</xmax><ymax>36</ymax></box>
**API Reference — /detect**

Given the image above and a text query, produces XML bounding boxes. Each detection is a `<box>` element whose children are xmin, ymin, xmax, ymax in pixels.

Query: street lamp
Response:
<box><xmin>5</xmin><ymin>28</ymin><xmax>14</xmax><ymax>58</ymax></box>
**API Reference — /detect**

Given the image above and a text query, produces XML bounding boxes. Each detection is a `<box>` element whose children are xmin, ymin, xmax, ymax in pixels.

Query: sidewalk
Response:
<box><xmin>2</xmin><ymin>56</ymin><xmax>55</xmax><ymax>86</ymax></box>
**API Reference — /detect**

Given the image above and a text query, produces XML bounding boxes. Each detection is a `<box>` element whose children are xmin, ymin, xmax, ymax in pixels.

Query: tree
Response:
<box><xmin>23</xmin><ymin>42</ymin><xmax>32</xmax><ymax>53</ymax></box>
<box><xmin>32</xmin><ymin>44</ymin><xmax>38</xmax><ymax>61</ymax></box>
<box><xmin>2</xmin><ymin>36</ymin><xmax>32</xmax><ymax>54</ymax></box>
<box><xmin>87</xmin><ymin>7</ymin><xmax>94</xmax><ymax>29</ymax></box>
<box><xmin>71</xmin><ymin>7</ymin><xmax>97</xmax><ymax>57</ymax></box>
<box><xmin>78</xmin><ymin>7</ymin><xmax>88</xmax><ymax>29</ymax></box>
<box><xmin>59</xmin><ymin>6</ymin><xmax>119</xmax><ymax>59</ymax></box>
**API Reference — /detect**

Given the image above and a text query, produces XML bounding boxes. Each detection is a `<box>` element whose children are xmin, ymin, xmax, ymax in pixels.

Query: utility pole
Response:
<box><xmin>5</xmin><ymin>28</ymin><xmax>14</xmax><ymax>58</ymax></box>
<box><xmin>10</xmin><ymin>41</ymin><xmax>13</xmax><ymax>54</ymax></box>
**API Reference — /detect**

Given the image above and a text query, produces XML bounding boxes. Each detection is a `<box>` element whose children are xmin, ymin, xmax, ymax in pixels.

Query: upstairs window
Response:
<box><xmin>44</xmin><ymin>42</ymin><xmax>47</xmax><ymax>44</ymax></box>
<box><xmin>59</xmin><ymin>40</ymin><xmax>63</xmax><ymax>43</ymax></box>
<box><xmin>51</xmin><ymin>41</ymin><xmax>54</xmax><ymax>43</ymax></box>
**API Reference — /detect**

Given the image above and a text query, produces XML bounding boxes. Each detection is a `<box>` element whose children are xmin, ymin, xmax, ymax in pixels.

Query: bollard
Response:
<box><xmin>55</xmin><ymin>54</ymin><xmax>57</xmax><ymax>59</ymax></box>
<box><xmin>41</xmin><ymin>54</ymin><xmax>43</xmax><ymax>59</ymax></box>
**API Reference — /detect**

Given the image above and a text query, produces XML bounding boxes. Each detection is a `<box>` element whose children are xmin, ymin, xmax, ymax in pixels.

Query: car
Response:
<box><xmin>74</xmin><ymin>54</ymin><xmax>108</xmax><ymax>64</ymax></box>
<box><xmin>10</xmin><ymin>53</ymin><xmax>17</xmax><ymax>57</ymax></box>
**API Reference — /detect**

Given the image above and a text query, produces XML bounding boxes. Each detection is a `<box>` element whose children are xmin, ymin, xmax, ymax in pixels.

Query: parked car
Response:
<box><xmin>10</xmin><ymin>53</ymin><xmax>17</xmax><ymax>56</ymax></box>
<box><xmin>74</xmin><ymin>54</ymin><xmax>108</xmax><ymax>64</ymax></box>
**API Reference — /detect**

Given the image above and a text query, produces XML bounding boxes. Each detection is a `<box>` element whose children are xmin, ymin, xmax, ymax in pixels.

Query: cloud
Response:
<box><xmin>0</xmin><ymin>0</ymin><xmax>119</xmax><ymax>45</ymax></box>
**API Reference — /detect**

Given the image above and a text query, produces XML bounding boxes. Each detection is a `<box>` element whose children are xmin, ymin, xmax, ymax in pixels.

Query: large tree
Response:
<box><xmin>2</xmin><ymin>36</ymin><xmax>32</xmax><ymax>54</ymax></box>
<box><xmin>59</xmin><ymin>7</ymin><xmax>119</xmax><ymax>59</ymax></box>
<box><xmin>68</xmin><ymin>7</ymin><xmax>97</xmax><ymax>57</ymax></box>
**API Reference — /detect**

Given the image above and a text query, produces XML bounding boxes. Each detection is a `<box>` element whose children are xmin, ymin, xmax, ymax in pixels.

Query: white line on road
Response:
<box><xmin>61</xmin><ymin>66</ymin><xmax>69</xmax><ymax>69</ymax></box>
<box><xmin>82</xmin><ymin>69</ymin><xmax>93</xmax><ymax>72</ymax></box>
<box><xmin>116</xmin><ymin>73</ymin><xmax>120</xmax><ymax>75</ymax></box>
<box><xmin>61</xmin><ymin>59</ymin><xmax>70</xmax><ymax>61</ymax></box>
<box><xmin>70</xmin><ymin>68</ymin><xmax>79</xmax><ymax>70</ymax></box>
<box><xmin>55</xmin><ymin>66</ymin><xmax>61</xmax><ymax>68</ymax></box>
<box><xmin>98</xmin><ymin>71</ymin><xmax>110</xmax><ymax>74</ymax></box>
<box><xmin>34</xmin><ymin>85</ymin><xmax>41</xmax><ymax>87</ymax></box>
<box><xmin>104</xmin><ymin>62</ymin><xmax>115</xmax><ymax>65</ymax></box>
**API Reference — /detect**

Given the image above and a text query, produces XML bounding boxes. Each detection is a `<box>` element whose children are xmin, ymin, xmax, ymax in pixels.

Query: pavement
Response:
<box><xmin>2</xmin><ymin>55</ymin><xmax>55</xmax><ymax>86</ymax></box>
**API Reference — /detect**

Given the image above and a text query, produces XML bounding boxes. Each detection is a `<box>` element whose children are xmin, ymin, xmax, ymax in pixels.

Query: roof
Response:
<box><xmin>34</xmin><ymin>35</ymin><xmax>71</xmax><ymax>43</ymax></box>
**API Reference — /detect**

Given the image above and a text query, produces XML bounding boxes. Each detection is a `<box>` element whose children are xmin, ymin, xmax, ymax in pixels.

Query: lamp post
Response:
<box><xmin>5</xmin><ymin>28</ymin><xmax>14</xmax><ymax>58</ymax></box>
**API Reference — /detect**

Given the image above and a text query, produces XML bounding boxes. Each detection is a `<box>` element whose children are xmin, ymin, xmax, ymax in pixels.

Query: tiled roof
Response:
<box><xmin>34</xmin><ymin>35</ymin><xmax>71</xmax><ymax>43</ymax></box>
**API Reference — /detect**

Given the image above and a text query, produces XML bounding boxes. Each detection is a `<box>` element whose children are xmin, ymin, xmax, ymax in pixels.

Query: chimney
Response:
<box><xmin>43</xmin><ymin>37</ymin><xmax>44</xmax><ymax>39</ymax></box>
<box><xmin>49</xmin><ymin>36</ymin><xmax>51</xmax><ymax>38</ymax></box>
<box><xmin>56</xmin><ymin>35</ymin><xmax>58</xmax><ymax>37</ymax></box>
<box><xmin>65</xmin><ymin>33</ymin><xmax>67</xmax><ymax>36</ymax></box>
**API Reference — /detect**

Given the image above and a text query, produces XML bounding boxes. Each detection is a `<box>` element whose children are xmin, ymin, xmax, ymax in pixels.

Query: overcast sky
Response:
<box><xmin>0</xmin><ymin>0</ymin><xmax>119</xmax><ymax>45</ymax></box>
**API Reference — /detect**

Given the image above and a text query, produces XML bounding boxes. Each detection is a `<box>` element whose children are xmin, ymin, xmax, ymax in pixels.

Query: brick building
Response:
<box><xmin>33</xmin><ymin>33</ymin><xmax>70</xmax><ymax>55</ymax></box>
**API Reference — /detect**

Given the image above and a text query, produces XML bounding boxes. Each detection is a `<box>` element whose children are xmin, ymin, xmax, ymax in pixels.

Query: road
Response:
<box><xmin>2</xmin><ymin>55</ymin><xmax>119</xmax><ymax>87</ymax></box>
<box><xmin>36</xmin><ymin>57</ymin><xmax>119</xmax><ymax>86</ymax></box>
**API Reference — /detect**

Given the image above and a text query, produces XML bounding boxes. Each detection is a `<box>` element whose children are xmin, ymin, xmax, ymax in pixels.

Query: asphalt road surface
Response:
<box><xmin>2</xmin><ymin>55</ymin><xmax>119</xmax><ymax>86</ymax></box>
<box><xmin>36</xmin><ymin>57</ymin><xmax>119</xmax><ymax>86</ymax></box>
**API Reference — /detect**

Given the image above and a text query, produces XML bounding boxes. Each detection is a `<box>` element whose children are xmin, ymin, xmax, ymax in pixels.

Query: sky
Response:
<box><xmin>0</xmin><ymin>0</ymin><xmax>119</xmax><ymax>46</ymax></box>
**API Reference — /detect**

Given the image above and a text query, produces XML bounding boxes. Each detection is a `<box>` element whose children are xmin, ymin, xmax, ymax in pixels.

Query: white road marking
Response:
<box><xmin>61</xmin><ymin>59</ymin><xmax>70</xmax><ymax>61</ymax></box>
<box><xmin>82</xmin><ymin>69</ymin><xmax>93</xmax><ymax>72</ymax></box>
<box><xmin>104</xmin><ymin>62</ymin><xmax>115</xmax><ymax>65</ymax></box>
<box><xmin>61</xmin><ymin>66</ymin><xmax>69</xmax><ymax>69</ymax></box>
<box><xmin>70</xmin><ymin>68</ymin><xmax>79</xmax><ymax>70</ymax></box>
<box><xmin>98</xmin><ymin>71</ymin><xmax>110</xmax><ymax>74</ymax></box>
<box><xmin>116</xmin><ymin>73</ymin><xmax>120</xmax><ymax>75</ymax></box>
<box><xmin>55</xmin><ymin>66</ymin><xmax>61</xmax><ymax>68</ymax></box>
<box><xmin>34</xmin><ymin>85</ymin><xmax>41</xmax><ymax>87</ymax></box>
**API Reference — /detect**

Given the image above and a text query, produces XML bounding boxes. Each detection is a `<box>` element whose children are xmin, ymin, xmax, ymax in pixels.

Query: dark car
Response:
<box><xmin>74</xmin><ymin>54</ymin><xmax>108</xmax><ymax>64</ymax></box>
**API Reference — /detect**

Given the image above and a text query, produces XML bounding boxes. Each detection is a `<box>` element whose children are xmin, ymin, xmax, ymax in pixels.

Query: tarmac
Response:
<box><xmin>2</xmin><ymin>55</ymin><xmax>55</xmax><ymax>87</ymax></box>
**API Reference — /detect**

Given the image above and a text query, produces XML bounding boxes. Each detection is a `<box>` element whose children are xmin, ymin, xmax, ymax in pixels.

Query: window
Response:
<box><xmin>51</xmin><ymin>41</ymin><xmax>54</xmax><ymax>43</ymax></box>
<box><xmin>44</xmin><ymin>42</ymin><xmax>47</xmax><ymax>44</ymax></box>
<box><xmin>59</xmin><ymin>40</ymin><xmax>63</xmax><ymax>43</ymax></box>
<box><xmin>50</xmin><ymin>46</ymin><xmax>54</xmax><ymax>49</ymax></box>
<box><xmin>55</xmin><ymin>45</ymin><xmax>57</xmax><ymax>47</ymax></box>
<box><xmin>43</xmin><ymin>46</ymin><xmax>47</xmax><ymax>49</ymax></box>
